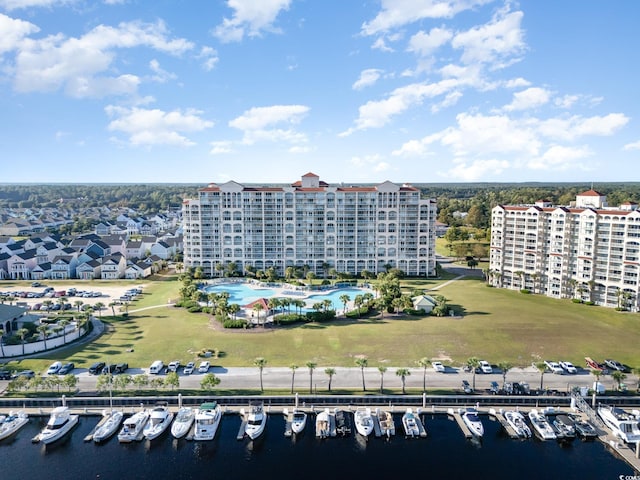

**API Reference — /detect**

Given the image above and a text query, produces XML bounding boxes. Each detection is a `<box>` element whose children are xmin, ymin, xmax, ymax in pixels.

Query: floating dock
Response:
<box><xmin>283</xmin><ymin>408</ymin><xmax>294</xmax><ymax>437</ymax></box>
<box><xmin>488</xmin><ymin>408</ymin><xmax>520</xmax><ymax>439</ymax></box>
<box><xmin>414</xmin><ymin>409</ymin><xmax>428</xmax><ymax>437</ymax></box>
<box><xmin>236</xmin><ymin>409</ymin><xmax>247</xmax><ymax>440</ymax></box>
<box><xmin>447</xmin><ymin>408</ymin><xmax>473</xmax><ymax>439</ymax></box>
<box><xmin>83</xmin><ymin>413</ymin><xmax>110</xmax><ymax>442</ymax></box>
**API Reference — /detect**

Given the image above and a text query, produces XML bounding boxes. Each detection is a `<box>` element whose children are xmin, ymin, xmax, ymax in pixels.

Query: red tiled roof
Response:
<box><xmin>579</xmin><ymin>189</ymin><xmax>604</xmax><ymax>197</ymax></box>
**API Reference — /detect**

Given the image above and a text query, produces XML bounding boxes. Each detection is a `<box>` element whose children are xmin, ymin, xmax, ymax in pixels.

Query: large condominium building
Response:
<box><xmin>182</xmin><ymin>173</ymin><xmax>437</xmax><ymax>278</ymax></box>
<box><xmin>489</xmin><ymin>189</ymin><xmax>640</xmax><ymax>311</ymax></box>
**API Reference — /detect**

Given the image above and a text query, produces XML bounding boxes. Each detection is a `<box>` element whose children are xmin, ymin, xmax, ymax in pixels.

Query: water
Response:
<box><xmin>306</xmin><ymin>287</ymin><xmax>368</xmax><ymax>310</ymax></box>
<box><xmin>204</xmin><ymin>284</ymin><xmax>277</xmax><ymax>304</ymax></box>
<box><xmin>2</xmin><ymin>413</ymin><xmax>634</xmax><ymax>480</ymax></box>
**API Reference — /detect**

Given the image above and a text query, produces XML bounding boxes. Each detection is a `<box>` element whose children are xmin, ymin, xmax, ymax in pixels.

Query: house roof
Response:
<box><xmin>578</xmin><ymin>189</ymin><xmax>604</xmax><ymax>197</ymax></box>
<box><xmin>0</xmin><ymin>304</ymin><xmax>27</xmax><ymax>323</ymax></box>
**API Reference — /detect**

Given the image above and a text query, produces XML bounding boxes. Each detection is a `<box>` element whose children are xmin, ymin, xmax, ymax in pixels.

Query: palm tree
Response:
<box><xmin>254</xmin><ymin>357</ymin><xmax>267</xmax><ymax>392</ymax></box>
<box><xmin>94</xmin><ymin>302</ymin><xmax>105</xmax><ymax>317</ymax></box>
<box><xmin>252</xmin><ymin>302</ymin><xmax>264</xmax><ymax>327</ymax></box>
<box><xmin>633</xmin><ymin>368</ymin><xmax>640</xmax><ymax>392</ymax></box>
<box><xmin>417</xmin><ymin>357</ymin><xmax>430</xmax><ymax>392</ymax></box>
<box><xmin>37</xmin><ymin>324</ymin><xmax>49</xmax><ymax>349</ymax></box>
<box><xmin>466</xmin><ymin>357</ymin><xmax>481</xmax><ymax>390</ymax></box>
<box><xmin>378</xmin><ymin>366</ymin><xmax>387</xmax><ymax>393</ymax></box>
<box><xmin>74</xmin><ymin>300</ymin><xmax>83</xmax><ymax>312</ymax></box>
<box><xmin>612</xmin><ymin>371</ymin><xmax>627</xmax><ymax>391</ymax></box>
<box><xmin>108</xmin><ymin>302</ymin><xmax>116</xmax><ymax>317</ymax></box>
<box><xmin>497</xmin><ymin>361</ymin><xmax>513</xmax><ymax>389</ymax></box>
<box><xmin>591</xmin><ymin>369</ymin><xmax>602</xmax><ymax>392</ymax></box>
<box><xmin>289</xmin><ymin>364</ymin><xmax>298</xmax><ymax>394</ymax></box>
<box><xmin>355</xmin><ymin>357</ymin><xmax>368</xmax><ymax>391</ymax></box>
<box><xmin>535</xmin><ymin>362</ymin><xmax>547</xmax><ymax>391</ymax></box>
<box><xmin>306</xmin><ymin>361</ymin><xmax>317</xmax><ymax>394</ymax></box>
<box><xmin>396</xmin><ymin>368</ymin><xmax>411</xmax><ymax>394</ymax></box>
<box><xmin>324</xmin><ymin>367</ymin><xmax>336</xmax><ymax>392</ymax></box>
<box><xmin>58</xmin><ymin>319</ymin><xmax>69</xmax><ymax>344</ymax></box>
<box><xmin>17</xmin><ymin>328</ymin><xmax>29</xmax><ymax>355</ymax></box>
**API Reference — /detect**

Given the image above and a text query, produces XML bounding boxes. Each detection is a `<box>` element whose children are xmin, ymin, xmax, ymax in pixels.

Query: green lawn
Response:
<box><xmin>5</xmin><ymin>276</ymin><xmax>640</xmax><ymax>374</ymax></box>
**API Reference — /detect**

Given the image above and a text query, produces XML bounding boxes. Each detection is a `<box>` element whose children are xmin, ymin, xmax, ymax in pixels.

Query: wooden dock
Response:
<box><xmin>283</xmin><ymin>409</ymin><xmax>293</xmax><ymax>437</ymax></box>
<box><xmin>447</xmin><ymin>408</ymin><xmax>473</xmax><ymax>439</ymax></box>
<box><xmin>414</xmin><ymin>409</ymin><xmax>428</xmax><ymax>437</ymax></box>
<box><xmin>488</xmin><ymin>408</ymin><xmax>520</xmax><ymax>439</ymax></box>
<box><xmin>236</xmin><ymin>409</ymin><xmax>247</xmax><ymax>440</ymax></box>
<box><xmin>83</xmin><ymin>413</ymin><xmax>108</xmax><ymax>442</ymax></box>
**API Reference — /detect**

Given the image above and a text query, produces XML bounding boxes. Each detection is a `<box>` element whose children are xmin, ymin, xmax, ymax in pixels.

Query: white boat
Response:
<box><xmin>402</xmin><ymin>408</ymin><xmax>420</xmax><ymax>437</ymax></box>
<box><xmin>528</xmin><ymin>409</ymin><xmax>557</xmax><ymax>440</ymax></box>
<box><xmin>118</xmin><ymin>410</ymin><xmax>150</xmax><ymax>443</ymax></box>
<box><xmin>143</xmin><ymin>404</ymin><xmax>174</xmax><ymax>440</ymax></box>
<box><xmin>315</xmin><ymin>408</ymin><xmax>336</xmax><ymax>438</ymax></box>
<box><xmin>290</xmin><ymin>409</ymin><xmax>307</xmax><ymax>435</ymax></box>
<box><xmin>461</xmin><ymin>408</ymin><xmax>484</xmax><ymax>437</ymax></box>
<box><xmin>354</xmin><ymin>407</ymin><xmax>374</xmax><ymax>437</ymax></box>
<box><xmin>376</xmin><ymin>409</ymin><xmax>395</xmax><ymax>437</ymax></box>
<box><xmin>244</xmin><ymin>401</ymin><xmax>267</xmax><ymax>440</ymax></box>
<box><xmin>171</xmin><ymin>407</ymin><xmax>195</xmax><ymax>439</ymax></box>
<box><xmin>193</xmin><ymin>402</ymin><xmax>222</xmax><ymax>441</ymax></box>
<box><xmin>504</xmin><ymin>410</ymin><xmax>531</xmax><ymax>438</ymax></box>
<box><xmin>598</xmin><ymin>405</ymin><xmax>640</xmax><ymax>443</ymax></box>
<box><xmin>37</xmin><ymin>406</ymin><xmax>78</xmax><ymax>445</ymax></box>
<box><xmin>92</xmin><ymin>410</ymin><xmax>124</xmax><ymax>443</ymax></box>
<box><xmin>0</xmin><ymin>411</ymin><xmax>29</xmax><ymax>440</ymax></box>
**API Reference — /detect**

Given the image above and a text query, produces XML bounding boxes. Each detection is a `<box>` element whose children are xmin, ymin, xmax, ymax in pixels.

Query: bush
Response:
<box><xmin>274</xmin><ymin>313</ymin><xmax>306</xmax><ymax>325</ymax></box>
<box><xmin>584</xmin><ymin>301</ymin><xmax>595</xmax><ymax>306</ymax></box>
<box><xmin>187</xmin><ymin>305</ymin><xmax>202</xmax><ymax>313</ymax></box>
<box><xmin>403</xmin><ymin>308</ymin><xmax>426</xmax><ymax>316</ymax></box>
<box><xmin>305</xmin><ymin>310</ymin><xmax>336</xmax><ymax>323</ymax></box>
<box><xmin>520</xmin><ymin>289</ymin><xmax>530</xmax><ymax>294</ymax></box>
<box><xmin>223</xmin><ymin>319</ymin><xmax>247</xmax><ymax>328</ymax></box>
<box><xmin>346</xmin><ymin>307</ymin><xmax>370</xmax><ymax>318</ymax></box>
<box><xmin>571</xmin><ymin>298</ymin><xmax>583</xmax><ymax>304</ymax></box>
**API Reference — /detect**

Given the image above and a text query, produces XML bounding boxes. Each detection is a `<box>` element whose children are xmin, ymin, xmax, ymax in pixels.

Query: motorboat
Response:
<box><xmin>244</xmin><ymin>401</ymin><xmax>267</xmax><ymax>440</ymax></box>
<box><xmin>92</xmin><ymin>410</ymin><xmax>124</xmax><ymax>443</ymax></box>
<box><xmin>0</xmin><ymin>411</ymin><xmax>29</xmax><ymax>441</ymax></box>
<box><xmin>552</xmin><ymin>414</ymin><xmax>576</xmax><ymax>441</ymax></box>
<box><xmin>598</xmin><ymin>405</ymin><xmax>640</xmax><ymax>443</ymax></box>
<box><xmin>461</xmin><ymin>408</ymin><xmax>484</xmax><ymax>437</ymax></box>
<box><xmin>354</xmin><ymin>407</ymin><xmax>374</xmax><ymax>438</ymax></box>
<box><xmin>193</xmin><ymin>402</ymin><xmax>222</xmax><ymax>441</ymax></box>
<box><xmin>504</xmin><ymin>410</ymin><xmax>531</xmax><ymax>438</ymax></box>
<box><xmin>315</xmin><ymin>408</ymin><xmax>335</xmax><ymax>438</ymax></box>
<box><xmin>37</xmin><ymin>406</ymin><xmax>78</xmax><ymax>445</ymax></box>
<box><xmin>334</xmin><ymin>409</ymin><xmax>351</xmax><ymax>436</ymax></box>
<box><xmin>573</xmin><ymin>417</ymin><xmax>598</xmax><ymax>439</ymax></box>
<box><xmin>171</xmin><ymin>407</ymin><xmax>195</xmax><ymax>439</ymax></box>
<box><xmin>402</xmin><ymin>408</ymin><xmax>420</xmax><ymax>437</ymax></box>
<box><xmin>528</xmin><ymin>409</ymin><xmax>557</xmax><ymax>440</ymax></box>
<box><xmin>118</xmin><ymin>410</ymin><xmax>150</xmax><ymax>443</ymax></box>
<box><xmin>290</xmin><ymin>409</ymin><xmax>307</xmax><ymax>435</ymax></box>
<box><xmin>143</xmin><ymin>404</ymin><xmax>174</xmax><ymax>440</ymax></box>
<box><xmin>376</xmin><ymin>408</ymin><xmax>395</xmax><ymax>437</ymax></box>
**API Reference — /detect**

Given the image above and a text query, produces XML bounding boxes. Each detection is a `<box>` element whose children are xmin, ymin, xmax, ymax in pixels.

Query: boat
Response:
<box><xmin>0</xmin><ymin>411</ymin><xmax>29</xmax><ymax>440</ymax></box>
<box><xmin>118</xmin><ymin>410</ymin><xmax>150</xmax><ymax>443</ymax></box>
<box><xmin>598</xmin><ymin>405</ymin><xmax>640</xmax><ymax>443</ymax></box>
<box><xmin>92</xmin><ymin>409</ymin><xmax>124</xmax><ymax>443</ymax></box>
<box><xmin>402</xmin><ymin>408</ymin><xmax>420</xmax><ymax>437</ymax></box>
<box><xmin>552</xmin><ymin>414</ymin><xmax>576</xmax><ymax>441</ymax></box>
<box><xmin>37</xmin><ymin>406</ymin><xmax>79</xmax><ymax>445</ymax></box>
<box><xmin>376</xmin><ymin>408</ymin><xmax>395</xmax><ymax>437</ymax></box>
<box><xmin>461</xmin><ymin>408</ymin><xmax>484</xmax><ymax>437</ymax></box>
<box><xmin>171</xmin><ymin>407</ymin><xmax>195</xmax><ymax>439</ymax></box>
<box><xmin>290</xmin><ymin>409</ymin><xmax>307</xmax><ymax>435</ymax></box>
<box><xmin>528</xmin><ymin>409</ymin><xmax>557</xmax><ymax>440</ymax></box>
<box><xmin>315</xmin><ymin>408</ymin><xmax>335</xmax><ymax>438</ymax></box>
<box><xmin>143</xmin><ymin>403</ymin><xmax>174</xmax><ymax>440</ymax></box>
<box><xmin>354</xmin><ymin>407</ymin><xmax>374</xmax><ymax>438</ymax></box>
<box><xmin>192</xmin><ymin>402</ymin><xmax>222</xmax><ymax>441</ymax></box>
<box><xmin>504</xmin><ymin>410</ymin><xmax>531</xmax><ymax>438</ymax></box>
<box><xmin>334</xmin><ymin>409</ymin><xmax>351</xmax><ymax>436</ymax></box>
<box><xmin>573</xmin><ymin>417</ymin><xmax>598</xmax><ymax>439</ymax></box>
<box><xmin>244</xmin><ymin>401</ymin><xmax>267</xmax><ymax>440</ymax></box>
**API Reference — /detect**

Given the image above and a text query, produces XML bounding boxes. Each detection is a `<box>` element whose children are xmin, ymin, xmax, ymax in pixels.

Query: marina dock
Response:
<box><xmin>447</xmin><ymin>408</ymin><xmax>473</xmax><ymax>439</ymax></box>
<box><xmin>83</xmin><ymin>412</ymin><xmax>110</xmax><ymax>442</ymax></box>
<box><xmin>283</xmin><ymin>409</ymin><xmax>294</xmax><ymax>437</ymax></box>
<box><xmin>414</xmin><ymin>409</ymin><xmax>428</xmax><ymax>437</ymax></box>
<box><xmin>488</xmin><ymin>408</ymin><xmax>520</xmax><ymax>439</ymax></box>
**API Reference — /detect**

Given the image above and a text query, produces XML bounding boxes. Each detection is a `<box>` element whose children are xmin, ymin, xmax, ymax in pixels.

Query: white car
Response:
<box><xmin>183</xmin><ymin>362</ymin><xmax>195</xmax><ymax>375</ymax></box>
<box><xmin>167</xmin><ymin>361</ymin><xmax>181</xmax><ymax>372</ymax></box>
<box><xmin>544</xmin><ymin>360</ymin><xmax>564</xmax><ymax>374</ymax></box>
<box><xmin>198</xmin><ymin>361</ymin><xmax>210</xmax><ymax>373</ymax></box>
<box><xmin>432</xmin><ymin>361</ymin><xmax>445</xmax><ymax>372</ymax></box>
<box><xmin>559</xmin><ymin>361</ymin><xmax>577</xmax><ymax>374</ymax></box>
<box><xmin>479</xmin><ymin>360</ymin><xmax>493</xmax><ymax>374</ymax></box>
<box><xmin>46</xmin><ymin>361</ymin><xmax>62</xmax><ymax>375</ymax></box>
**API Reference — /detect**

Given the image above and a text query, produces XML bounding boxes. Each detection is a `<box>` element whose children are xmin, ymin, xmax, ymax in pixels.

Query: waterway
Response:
<box><xmin>1</xmin><ymin>411</ymin><xmax>634</xmax><ymax>479</ymax></box>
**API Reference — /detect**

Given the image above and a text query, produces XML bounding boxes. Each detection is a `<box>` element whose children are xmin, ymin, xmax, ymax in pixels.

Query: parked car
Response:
<box><xmin>183</xmin><ymin>362</ymin><xmax>195</xmax><ymax>375</ymax></box>
<box><xmin>167</xmin><ymin>361</ymin><xmax>181</xmax><ymax>372</ymax></box>
<box><xmin>88</xmin><ymin>362</ymin><xmax>106</xmax><ymax>375</ymax></box>
<box><xmin>114</xmin><ymin>363</ymin><xmax>129</xmax><ymax>374</ymax></box>
<box><xmin>58</xmin><ymin>362</ymin><xmax>75</xmax><ymax>375</ymax></box>
<box><xmin>31</xmin><ymin>281</ymin><xmax>42</xmax><ymax>287</ymax></box>
<box><xmin>559</xmin><ymin>361</ymin><xmax>577</xmax><ymax>374</ymax></box>
<box><xmin>432</xmin><ymin>361</ymin><xmax>445</xmax><ymax>373</ymax></box>
<box><xmin>544</xmin><ymin>360</ymin><xmax>564</xmax><ymax>374</ymax></box>
<box><xmin>0</xmin><ymin>369</ymin><xmax>12</xmax><ymax>380</ymax></box>
<box><xmin>478</xmin><ymin>360</ymin><xmax>493</xmax><ymax>374</ymax></box>
<box><xmin>198</xmin><ymin>361</ymin><xmax>210</xmax><ymax>373</ymax></box>
<box><xmin>489</xmin><ymin>381</ymin><xmax>500</xmax><ymax>394</ymax></box>
<box><xmin>13</xmin><ymin>370</ymin><xmax>35</xmax><ymax>379</ymax></box>
<box><xmin>604</xmin><ymin>359</ymin><xmax>628</xmax><ymax>372</ymax></box>
<box><xmin>101</xmin><ymin>364</ymin><xmax>118</xmax><ymax>375</ymax></box>
<box><xmin>46</xmin><ymin>361</ymin><xmax>62</xmax><ymax>375</ymax></box>
<box><xmin>461</xmin><ymin>380</ymin><xmax>473</xmax><ymax>394</ymax></box>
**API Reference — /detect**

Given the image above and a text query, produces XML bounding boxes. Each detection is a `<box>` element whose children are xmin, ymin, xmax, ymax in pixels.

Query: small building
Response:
<box><xmin>411</xmin><ymin>294</ymin><xmax>438</xmax><ymax>313</ymax></box>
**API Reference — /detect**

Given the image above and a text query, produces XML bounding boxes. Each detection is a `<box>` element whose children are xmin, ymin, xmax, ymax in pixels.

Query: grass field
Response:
<box><xmin>5</xmin><ymin>275</ymin><xmax>640</xmax><ymax>373</ymax></box>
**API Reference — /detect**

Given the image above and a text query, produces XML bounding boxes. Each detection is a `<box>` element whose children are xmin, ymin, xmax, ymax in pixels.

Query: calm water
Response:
<box><xmin>204</xmin><ymin>284</ymin><xmax>277</xmax><ymax>304</ymax></box>
<box><xmin>1</xmin><ymin>412</ymin><xmax>634</xmax><ymax>480</ymax></box>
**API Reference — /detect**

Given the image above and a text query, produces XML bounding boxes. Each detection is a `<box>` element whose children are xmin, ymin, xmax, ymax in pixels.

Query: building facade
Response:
<box><xmin>182</xmin><ymin>173</ymin><xmax>437</xmax><ymax>278</ymax></box>
<box><xmin>489</xmin><ymin>189</ymin><xmax>640</xmax><ymax>311</ymax></box>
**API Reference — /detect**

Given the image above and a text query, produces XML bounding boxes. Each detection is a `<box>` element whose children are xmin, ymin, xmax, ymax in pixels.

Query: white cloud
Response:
<box><xmin>444</xmin><ymin>158</ymin><xmax>510</xmax><ymax>181</ymax></box>
<box><xmin>503</xmin><ymin>77</ymin><xmax>531</xmax><ymax>88</ymax></box>
<box><xmin>407</xmin><ymin>27</ymin><xmax>452</xmax><ymax>56</ymax></box>
<box><xmin>350</xmin><ymin>154</ymin><xmax>390</xmax><ymax>173</ymax></box>
<box><xmin>554</xmin><ymin>94</ymin><xmax>579</xmax><ymax>109</ymax></box>
<box><xmin>148</xmin><ymin>59</ymin><xmax>176</xmax><ymax>83</ymax></box>
<box><xmin>198</xmin><ymin>46</ymin><xmax>219</xmax><ymax>71</ymax></box>
<box><xmin>361</xmin><ymin>0</ymin><xmax>492</xmax><ymax>36</ymax></box>
<box><xmin>431</xmin><ymin>90</ymin><xmax>462</xmax><ymax>113</ymax></box>
<box><xmin>503</xmin><ymin>87</ymin><xmax>551</xmax><ymax>111</ymax></box>
<box><xmin>210</xmin><ymin>140</ymin><xmax>234</xmax><ymax>155</ymax></box>
<box><xmin>0</xmin><ymin>0</ymin><xmax>72</xmax><ymax>9</ymax></box>
<box><xmin>229</xmin><ymin>104</ymin><xmax>309</xmax><ymax>145</ymax></box>
<box><xmin>528</xmin><ymin>145</ymin><xmax>593</xmax><ymax>170</ymax></box>
<box><xmin>288</xmin><ymin>145</ymin><xmax>311</xmax><ymax>154</ymax></box>
<box><xmin>105</xmin><ymin>105</ymin><xmax>213</xmax><ymax>147</ymax></box>
<box><xmin>213</xmin><ymin>0</ymin><xmax>291</xmax><ymax>43</ymax></box>
<box><xmin>537</xmin><ymin>113</ymin><xmax>629</xmax><ymax>141</ymax></box>
<box><xmin>623</xmin><ymin>140</ymin><xmax>640</xmax><ymax>151</ymax></box>
<box><xmin>0</xmin><ymin>13</ymin><xmax>39</xmax><ymax>54</ymax></box>
<box><xmin>352</xmin><ymin>68</ymin><xmax>383</xmax><ymax>90</ymax></box>
<box><xmin>371</xmin><ymin>37</ymin><xmax>394</xmax><ymax>52</ymax></box>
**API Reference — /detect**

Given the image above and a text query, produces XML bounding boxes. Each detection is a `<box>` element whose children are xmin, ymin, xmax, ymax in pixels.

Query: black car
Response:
<box><xmin>88</xmin><ymin>362</ymin><xmax>106</xmax><ymax>375</ymax></box>
<box><xmin>58</xmin><ymin>362</ymin><xmax>75</xmax><ymax>375</ymax></box>
<box><xmin>114</xmin><ymin>363</ymin><xmax>129</xmax><ymax>374</ymax></box>
<box><xmin>101</xmin><ymin>364</ymin><xmax>118</xmax><ymax>375</ymax></box>
<box><xmin>461</xmin><ymin>380</ymin><xmax>473</xmax><ymax>394</ymax></box>
<box><xmin>0</xmin><ymin>369</ymin><xmax>11</xmax><ymax>380</ymax></box>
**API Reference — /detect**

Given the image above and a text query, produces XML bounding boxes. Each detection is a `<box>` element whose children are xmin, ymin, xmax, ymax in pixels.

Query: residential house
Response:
<box><xmin>411</xmin><ymin>295</ymin><xmax>438</xmax><ymax>314</ymax></box>
<box><xmin>50</xmin><ymin>255</ymin><xmax>78</xmax><ymax>280</ymax></box>
<box><xmin>125</xmin><ymin>261</ymin><xmax>152</xmax><ymax>279</ymax></box>
<box><xmin>0</xmin><ymin>252</ymin><xmax>10</xmax><ymax>279</ymax></box>
<box><xmin>101</xmin><ymin>235</ymin><xmax>127</xmax><ymax>256</ymax></box>
<box><xmin>101</xmin><ymin>253</ymin><xmax>126</xmax><ymax>279</ymax></box>
<box><xmin>76</xmin><ymin>259</ymin><xmax>101</xmax><ymax>280</ymax></box>
<box><xmin>31</xmin><ymin>262</ymin><xmax>52</xmax><ymax>280</ymax></box>
<box><xmin>86</xmin><ymin>239</ymin><xmax>111</xmax><ymax>258</ymax></box>
<box><xmin>7</xmin><ymin>250</ymin><xmax>38</xmax><ymax>280</ymax></box>
<box><xmin>150</xmin><ymin>240</ymin><xmax>174</xmax><ymax>260</ymax></box>
<box><xmin>125</xmin><ymin>240</ymin><xmax>144</xmax><ymax>260</ymax></box>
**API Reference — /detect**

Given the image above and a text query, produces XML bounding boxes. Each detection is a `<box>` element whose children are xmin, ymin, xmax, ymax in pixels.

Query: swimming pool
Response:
<box><xmin>305</xmin><ymin>288</ymin><xmax>368</xmax><ymax>310</ymax></box>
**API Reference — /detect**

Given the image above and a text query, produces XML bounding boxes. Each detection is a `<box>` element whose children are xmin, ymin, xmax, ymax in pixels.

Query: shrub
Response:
<box><xmin>223</xmin><ymin>319</ymin><xmax>247</xmax><ymax>328</ymax></box>
<box><xmin>584</xmin><ymin>301</ymin><xmax>595</xmax><ymax>306</ymax></box>
<box><xmin>274</xmin><ymin>313</ymin><xmax>306</xmax><ymax>325</ymax></box>
<box><xmin>571</xmin><ymin>298</ymin><xmax>583</xmax><ymax>304</ymax></box>
<box><xmin>305</xmin><ymin>310</ymin><xmax>336</xmax><ymax>323</ymax></box>
<box><xmin>520</xmin><ymin>289</ymin><xmax>530</xmax><ymax>294</ymax></box>
<box><xmin>187</xmin><ymin>305</ymin><xmax>202</xmax><ymax>313</ymax></box>
<box><xmin>403</xmin><ymin>308</ymin><xmax>426</xmax><ymax>316</ymax></box>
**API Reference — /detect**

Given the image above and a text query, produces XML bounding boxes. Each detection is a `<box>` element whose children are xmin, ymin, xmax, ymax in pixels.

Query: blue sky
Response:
<box><xmin>1</xmin><ymin>0</ymin><xmax>638</xmax><ymax>184</ymax></box>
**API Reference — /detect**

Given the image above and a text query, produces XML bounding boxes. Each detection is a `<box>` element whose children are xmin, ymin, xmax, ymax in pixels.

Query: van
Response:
<box><xmin>149</xmin><ymin>360</ymin><xmax>164</xmax><ymax>374</ymax></box>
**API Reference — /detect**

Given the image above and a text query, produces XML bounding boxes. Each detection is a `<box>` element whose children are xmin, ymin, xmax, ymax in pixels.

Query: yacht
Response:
<box><xmin>171</xmin><ymin>407</ymin><xmax>195</xmax><ymax>439</ymax></box>
<box><xmin>461</xmin><ymin>408</ymin><xmax>484</xmax><ymax>437</ymax></box>
<box><xmin>193</xmin><ymin>402</ymin><xmax>222</xmax><ymax>441</ymax></box>
<box><xmin>598</xmin><ymin>405</ymin><xmax>640</xmax><ymax>443</ymax></box>
<box><xmin>376</xmin><ymin>409</ymin><xmax>395</xmax><ymax>437</ymax></box>
<box><xmin>290</xmin><ymin>409</ymin><xmax>307</xmax><ymax>435</ymax></box>
<box><xmin>402</xmin><ymin>408</ymin><xmax>420</xmax><ymax>437</ymax></box>
<box><xmin>573</xmin><ymin>417</ymin><xmax>598</xmax><ymax>439</ymax></box>
<box><xmin>118</xmin><ymin>409</ymin><xmax>150</xmax><ymax>443</ymax></box>
<box><xmin>334</xmin><ymin>409</ymin><xmax>351</xmax><ymax>436</ymax></box>
<box><xmin>354</xmin><ymin>407</ymin><xmax>374</xmax><ymax>438</ymax></box>
<box><xmin>143</xmin><ymin>404</ymin><xmax>174</xmax><ymax>440</ymax></box>
<box><xmin>528</xmin><ymin>409</ymin><xmax>557</xmax><ymax>440</ymax></box>
<box><xmin>244</xmin><ymin>401</ymin><xmax>267</xmax><ymax>440</ymax></box>
<box><xmin>37</xmin><ymin>406</ymin><xmax>78</xmax><ymax>445</ymax></box>
<box><xmin>315</xmin><ymin>408</ymin><xmax>335</xmax><ymax>438</ymax></box>
<box><xmin>0</xmin><ymin>411</ymin><xmax>29</xmax><ymax>441</ymax></box>
<box><xmin>92</xmin><ymin>410</ymin><xmax>124</xmax><ymax>443</ymax></box>
<box><xmin>504</xmin><ymin>410</ymin><xmax>532</xmax><ymax>438</ymax></box>
<box><xmin>552</xmin><ymin>414</ymin><xmax>576</xmax><ymax>441</ymax></box>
